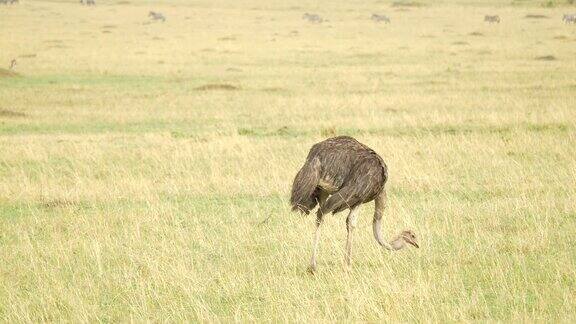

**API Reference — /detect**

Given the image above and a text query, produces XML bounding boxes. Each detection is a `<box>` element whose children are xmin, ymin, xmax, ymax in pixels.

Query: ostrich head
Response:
<box><xmin>400</xmin><ymin>230</ymin><xmax>419</xmax><ymax>248</ymax></box>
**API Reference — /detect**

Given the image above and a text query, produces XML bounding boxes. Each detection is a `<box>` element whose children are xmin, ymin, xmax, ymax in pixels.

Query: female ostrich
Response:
<box><xmin>290</xmin><ymin>136</ymin><xmax>418</xmax><ymax>272</ymax></box>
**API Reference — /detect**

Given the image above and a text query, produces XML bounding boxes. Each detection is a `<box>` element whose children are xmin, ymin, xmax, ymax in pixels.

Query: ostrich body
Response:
<box><xmin>290</xmin><ymin>136</ymin><xmax>418</xmax><ymax>273</ymax></box>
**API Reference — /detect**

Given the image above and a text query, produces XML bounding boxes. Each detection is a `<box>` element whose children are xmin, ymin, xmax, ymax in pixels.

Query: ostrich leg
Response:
<box><xmin>309</xmin><ymin>190</ymin><xmax>328</xmax><ymax>273</ymax></box>
<box><xmin>345</xmin><ymin>206</ymin><xmax>360</xmax><ymax>267</ymax></box>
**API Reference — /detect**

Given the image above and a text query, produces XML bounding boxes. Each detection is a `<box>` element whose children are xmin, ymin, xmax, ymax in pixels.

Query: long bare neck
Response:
<box><xmin>372</xmin><ymin>192</ymin><xmax>407</xmax><ymax>251</ymax></box>
<box><xmin>374</xmin><ymin>225</ymin><xmax>407</xmax><ymax>251</ymax></box>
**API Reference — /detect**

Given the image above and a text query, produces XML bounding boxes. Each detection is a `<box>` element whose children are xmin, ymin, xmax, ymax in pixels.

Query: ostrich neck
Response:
<box><xmin>373</xmin><ymin>218</ymin><xmax>406</xmax><ymax>251</ymax></box>
<box><xmin>372</xmin><ymin>192</ymin><xmax>407</xmax><ymax>251</ymax></box>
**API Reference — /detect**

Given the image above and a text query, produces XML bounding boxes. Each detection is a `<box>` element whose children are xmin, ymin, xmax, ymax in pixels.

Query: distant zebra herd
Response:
<box><xmin>483</xmin><ymin>14</ymin><xmax>576</xmax><ymax>24</ymax></box>
<box><xmin>302</xmin><ymin>13</ymin><xmax>390</xmax><ymax>24</ymax></box>
<box><xmin>299</xmin><ymin>12</ymin><xmax>576</xmax><ymax>25</ymax></box>
<box><xmin>0</xmin><ymin>1</ymin><xmax>574</xmax><ymax>26</ymax></box>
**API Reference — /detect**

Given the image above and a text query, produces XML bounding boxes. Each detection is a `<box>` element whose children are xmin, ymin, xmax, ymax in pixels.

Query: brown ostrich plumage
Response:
<box><xmin>290</xmin><ymin>136</ymin><xmax>388</xmax><ymax>215</ymax></box>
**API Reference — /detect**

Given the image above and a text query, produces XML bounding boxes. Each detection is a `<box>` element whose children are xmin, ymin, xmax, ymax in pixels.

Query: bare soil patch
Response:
<box><xmin>535</xmin><ymin>55</ymin><xmax>556</xmax><ymax>61</ymax></box>
<box><xmin>391</xmin><ymin>1</ymin><xmax>424</xmax><ymax>7</ymax></box>
<box><xmin>40</xmin><ymin>199</ymin><xmax>77</xmax><ymax>209</ymax></box>
<box><xmin>0</xmin><ymin>109</ymin><xmax>27</xmax><ymax>118</ymax></box>
<box><xmin>525</xmin><ymin>14</ymin><xmax>548</xmax><ymax>19</ymax></box>
<box><xmin>194</xmin><ymin>84</ymin><xmax>240</xmax><ymax>91</ymax></box>
<box><xmin>46</xmin><ymin>44</ymin><xmax>68</xmax><ymax>49</ymax></box>
<box><xmin>0</xmin><ymin>68</ymin><xmax>20</xmax><ymax>78</ymax></box>
<box><xmin>261</xmin><ymin>87</ymin><xmax>286</xmax><ymax>92</ymax></box>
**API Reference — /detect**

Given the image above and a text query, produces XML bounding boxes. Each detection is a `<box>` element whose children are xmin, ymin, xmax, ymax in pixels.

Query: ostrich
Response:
<box><xmin>290</xmin><ymin>136</ymin><xmax>418</xmax><ymax>273</ymax></box>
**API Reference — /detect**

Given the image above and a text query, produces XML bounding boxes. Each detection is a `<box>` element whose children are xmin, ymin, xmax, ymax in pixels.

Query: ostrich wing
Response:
<box><xmin>322</xmin><ymin>157</ymin><xmax>386</xmax><ymax>214</ymax></box>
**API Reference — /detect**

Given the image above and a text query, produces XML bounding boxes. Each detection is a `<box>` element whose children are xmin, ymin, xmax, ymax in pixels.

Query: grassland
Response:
<box><xmin>1</xmin><ymin>0</ymin><xmax>576</xmax><ymax>322</ymax></box>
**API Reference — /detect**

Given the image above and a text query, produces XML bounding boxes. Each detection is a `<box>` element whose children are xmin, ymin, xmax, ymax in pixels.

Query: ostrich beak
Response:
<box><xmin>405</xmin><ymin>237</ymin><xmax>419</xmax><ymax>248</ymax></box>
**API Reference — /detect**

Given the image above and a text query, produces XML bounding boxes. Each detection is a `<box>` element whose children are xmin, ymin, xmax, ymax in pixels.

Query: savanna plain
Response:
<box><xmin>1</xmin><ymin>0</ymin><xmax>575</xmax><ymax>322</ymax></box>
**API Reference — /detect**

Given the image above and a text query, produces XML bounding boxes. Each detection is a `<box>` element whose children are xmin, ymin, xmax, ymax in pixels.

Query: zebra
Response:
<box><xmin>371</xmin><ymin>14</ymin><xmax>391</xmax><ymax>23</ymax></box>
<box><xmin>86</xmin><ymin>0</ymin><xmax>95</xmax><ymax>5</ymax></box>
<box><xmin>563</xmin><ymin>14</ymin><xmax>576</xmax><ymax>24</ymax></box>
<box><xmin>0</xmin><ymin>0</ymin><xmax>7</xmax><ymax>4</ymax></box>
<box><xmin>148</xmin><ymin>11</ymin><xmax>166</xmax><ymax>22</ymax></box>
<box><xmin>484</xmin><ymin>15</ymin><xmax>500</xmax><ymax>23</ymax></box>
<box><xmin>302</xmin><ymin>13</ymin><xmax>324</xmax><ymax>23</ymax></box>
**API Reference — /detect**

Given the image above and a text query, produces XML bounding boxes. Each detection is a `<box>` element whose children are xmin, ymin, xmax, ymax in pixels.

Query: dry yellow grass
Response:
<box><xmin>1</xmin><ymin>0</ymin><xmax>575</xmax><ymax>322</ymax></box>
